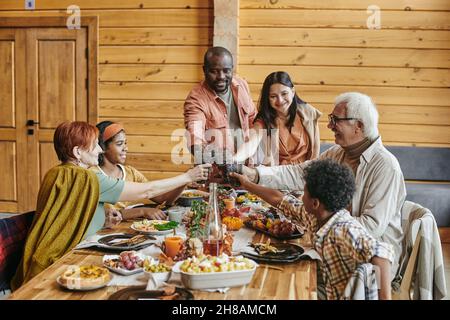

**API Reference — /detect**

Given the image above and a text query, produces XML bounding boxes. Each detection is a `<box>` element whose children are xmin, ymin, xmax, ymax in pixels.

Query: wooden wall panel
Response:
<box><xmin>240</xmin><ymin>1</ymin><xmax>450</xmax><ymax>148</ymax></box>
<box><xmin>241</xmin><ymin>65</ymin><xmax>449</xmax><ymax>87</ymax></box>
<box><xmin>101</xmin><ymin>118</ymin><xmax>184</xmax><ymax>136</ymax></box>
<box><xmin>0</xmin><ymin>142</ymin><xmax>17</xmax><ymax>201</ymax></box>
<box><xmin>99</xmin><ymin>28</ymin><xmax>211</xmax><ymax>45</ymax></box>
<box><xmin>240</xmin><ymin>0</ymin><xmax>450</xmax><ymax>11</ymax></box>
<box><xmin>241</xmin><ymin>28</ymin><xmax>450</xmax><ymax>49</ymax></box>
<box><xmin>0</xmin><ymin>1</ymin><xmax>212</xmax><ymax>10</ymax></box>
<box><xmin>99</xmin><ymin>64</ymin><xmax>202</xmax><ymax>82</ymax></box>
<box><xmin>126</xmin><ymin>153</ymin><xmax>190</xmax><ymax>172</ymax></box>
<box><xmin>0</xmin><ymin>2</ymin><xmax>212</xmax><ymax>181</ymax></box>
<box><xmin>0</xmin><ymin>9</ymin><xmax>213</xmax><ymax>27</ymax></box>
<box><xmin>241</xmin><ymin>10</ymin><xmax>450</xmax><ymax>30</ymax></box>
<box><xmin>99</xmin><ymin>100</ymin><xmax>184</xmax><ymax>119</ymax></box>
<box><xmin>99</xmin><ymin>82</ymin><xmax>195</xmax><ymax>100</ymax></box>
<box><xmin>240</xmin><ymin>47</ymin><xmax>450</xmax><ymax>68</ymax></box>
<box><xmin>0</xmin><ymin>40</ymin><xmax>14</xmax><ymax>127</ymax></box>
<box><xmin>126</xmin><ymin>135</ymin><xmax>187</xmax><ymax>154</ymax></box>
<box><xmin>99</xmin><ymin>46</ymin><xmax>207</xmax><ymax>64</ymax></box>
<box><xmin>142</xmin><ymin>171</ymin><xmax>181</xmax><ymax>180</ymax></box>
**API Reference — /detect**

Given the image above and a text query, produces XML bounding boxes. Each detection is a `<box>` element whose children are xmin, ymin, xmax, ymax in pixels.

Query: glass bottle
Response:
<box><xmin>202</xmin><ymin>182</ymin><xmax>223</xmax><ymax>256</ymax></box>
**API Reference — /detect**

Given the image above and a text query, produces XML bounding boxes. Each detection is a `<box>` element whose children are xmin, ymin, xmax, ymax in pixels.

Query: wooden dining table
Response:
<box><xmin>8</xmin><ymin>221</ymin><xmax>317</xmax><ymax>300</ymax></box>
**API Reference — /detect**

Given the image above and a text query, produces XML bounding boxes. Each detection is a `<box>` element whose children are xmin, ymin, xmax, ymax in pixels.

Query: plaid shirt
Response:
<box><xmin>279</xmin><ymin>195</ymin><xmax>394</xmax><ymax>300</ymax></box>
<box><xmin>0</xmin><ymin>212</ymin><xmax>34</xmax><ymax>290</ymax></box>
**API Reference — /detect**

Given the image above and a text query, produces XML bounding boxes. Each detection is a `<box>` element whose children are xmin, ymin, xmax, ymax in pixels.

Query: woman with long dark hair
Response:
<box><xmin>234</xmin><ymin>71</ymin><xmax>321</xmax><ymax>165</ymax></box>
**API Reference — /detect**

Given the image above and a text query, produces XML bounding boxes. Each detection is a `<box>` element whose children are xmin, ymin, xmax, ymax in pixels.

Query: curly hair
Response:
<box><xmin>304</xmin><ymin>159</ymin><xmax>356</xmax><ymax>213</ymax></box>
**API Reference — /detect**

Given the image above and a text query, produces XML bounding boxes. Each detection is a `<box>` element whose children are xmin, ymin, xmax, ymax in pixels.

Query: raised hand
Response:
<box><xmin>186</xmin><ymin>163</ymin><xmax>212</xmax><ymax>182</ymax></box>
<box><xmin>104</xmin><ymin>207</ymin><xmax>123</xmax><ymax>228</ymax></box>
<box><xmin>229</xmin><ymin>171</ymin><xmax>250</xmax><ymax>188</ymax></box>
<box><xmin>143</xmin><ymin>208</ymin><xmax>167</xmax><ymax>220</ymax></box>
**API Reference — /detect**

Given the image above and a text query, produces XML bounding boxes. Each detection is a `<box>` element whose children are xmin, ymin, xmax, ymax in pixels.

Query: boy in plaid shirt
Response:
<box><xmin>232</xmin><ymin>159</ymin><xmax>394</xmax><ymax>299</ymax></box>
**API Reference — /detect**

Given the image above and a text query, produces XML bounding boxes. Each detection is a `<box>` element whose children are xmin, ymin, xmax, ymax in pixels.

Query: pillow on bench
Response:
<box><xmin>320</xmin><ymin>143</ymin><xmax>450</xmax><ymax>227</ymax></box>
<box><xmin>386</xmin><ymin>146</ymin><xmax>450</xmax><ymax>228</ymax></box>
<box><xmin>0</xmin><ymin>212</ymin><xmax>34</xmax><ymax>291</ymax></box>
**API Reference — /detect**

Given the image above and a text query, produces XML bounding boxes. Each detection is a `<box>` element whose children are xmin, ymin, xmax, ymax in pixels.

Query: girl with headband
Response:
<box><xmin>93</xmin><ymin>121</ymin><xmax>185</xmax><ymax>220</ymax></box>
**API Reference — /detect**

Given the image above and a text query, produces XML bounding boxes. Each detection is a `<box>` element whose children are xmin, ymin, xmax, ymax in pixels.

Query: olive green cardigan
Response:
<box><xmin>11</xmin><ymin>164</ymin><xmax>99</xmax><ymax>290</ymax></box>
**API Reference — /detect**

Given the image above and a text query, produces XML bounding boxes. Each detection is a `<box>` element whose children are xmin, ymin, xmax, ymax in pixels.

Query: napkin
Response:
<box><xmin>232</xmin><ymin>228</ymin><xmax>256</xmax><ymax>254</ymax></box>
<box><xmin>300</xmin><ymin>247</ymin><xmax>322</xmax><ymax>261</ymax></box>
<box><xmin>108</xmin><ymin>272</ymin><xmax>148</xmax><ymax>287</ymax></box>
<box><xmin>169</xmin><ymin>273</ymin><xmax>230</xmax><ymax>293</ymax></box>
<box><xmin>74</xmin><ymin>232</ymin><xmax>156</xmax><ymax>250</ymax></box>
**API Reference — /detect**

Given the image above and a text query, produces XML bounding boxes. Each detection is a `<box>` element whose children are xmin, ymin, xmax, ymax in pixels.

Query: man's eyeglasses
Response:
<box><xmin>328</xmin><ymin>114</ymin><xmax>359</xmax><ymax>126</ymax></box>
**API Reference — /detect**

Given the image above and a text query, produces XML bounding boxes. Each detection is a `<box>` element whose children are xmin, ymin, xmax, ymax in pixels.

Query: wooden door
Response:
<box><xmin>0</xmin><ymin>17</ymin><xmax>98</xmax><ymax>213</ymax></box>
<box><xmin>26</xmin><ymin>27</ymin><xmax>89</xmax><ymax>207</ymax></box>
<box><xmin>0</xmin><ymin>29</ymin><xmax>27</xmax><ymax>213</ymax></box>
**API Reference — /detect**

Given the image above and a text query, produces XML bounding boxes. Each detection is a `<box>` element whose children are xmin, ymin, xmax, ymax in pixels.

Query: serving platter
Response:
<box><xmin>56</xmin><ymin>274</ymin><xmax>110</xmax><ymax>291</ymax></box>
<box><xmin>102</xmin><ymin>253</ymin><xmax>146</xmax><ymax>275</ymax></box>
<box><xmin>96</xmin><ymin>233</ymin><xmax>155</xmax><ymax>251</ymax></box>
<box><xmin>241</xmin><ymin>243</ymin><xmax>305</xmax><ymax>263</ymax></box>
<box><xmin>108</xmin><ymin>285</ymin><xmax>194</xmax><ymax>300</ymax></box>
<box><xmin>57</xmin><ymin>276</ymin><xmax>108</xmax><ymax>291</ymax></box>
<box><xmin>244</xmin><ymin>221</ymin><xmax>304</xmax><ymax>240</ymax></box>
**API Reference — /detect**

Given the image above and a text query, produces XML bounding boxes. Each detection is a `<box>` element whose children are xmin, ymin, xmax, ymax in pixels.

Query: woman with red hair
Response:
<box><xmin>11</xmin><ymin>121</ymin><xmax>210</xmax><ymax>289</ymax></box>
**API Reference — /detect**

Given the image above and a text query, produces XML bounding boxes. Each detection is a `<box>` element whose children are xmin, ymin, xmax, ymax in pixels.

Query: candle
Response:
<box><xmin>164</xmin><ymin>236</ymin><xmax>184</xmax><ymax>258</ymax></box>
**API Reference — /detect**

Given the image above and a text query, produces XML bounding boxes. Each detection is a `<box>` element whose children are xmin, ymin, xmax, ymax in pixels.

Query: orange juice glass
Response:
<box><xmin>223</xmin><ymin>198</ymin><xmax>235</xmax><ymax>210</ymax></box>
<box><xmin>164</xmin><ymin>236</ymin><xmax>184</xmax><ymax>258</ymax></box>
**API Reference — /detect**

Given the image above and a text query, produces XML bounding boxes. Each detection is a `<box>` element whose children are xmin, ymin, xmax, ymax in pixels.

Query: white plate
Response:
<box><xmin>102</xmin><ymin>253</ymin><xmax>146</xmax><ymax>275</ymax></box>
<box><xmin>130</xmin><ymin>224</ymin><xmax>174</xmax><ymax>235</ymax></box>
<box><xmin>56</xmin><ymin>276</ymin><xmax>109</xmax><ymax>291</ymax></box>
<box><xmin>131</xmin><ymin>220</ymin><xmax>176</xmax><ymax>235</ymax></box>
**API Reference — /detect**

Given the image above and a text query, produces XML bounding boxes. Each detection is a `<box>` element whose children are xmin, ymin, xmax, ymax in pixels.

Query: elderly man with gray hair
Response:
<box><xmin>241</xmin><ymin>92</ymin><xmax>406</xmax><ymax>277</ymax></box>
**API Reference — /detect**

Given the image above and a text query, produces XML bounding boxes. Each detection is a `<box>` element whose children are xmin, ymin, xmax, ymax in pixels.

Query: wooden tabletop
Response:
<box><xmin>9</xmin><ymin>222</ymin><xmax>317</xmax><ymax>300</ymax></box>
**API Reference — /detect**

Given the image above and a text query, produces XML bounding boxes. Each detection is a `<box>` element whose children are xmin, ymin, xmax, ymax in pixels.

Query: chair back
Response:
<box><xmin>342</xmin><ymin>263</ymin><xmax>379</xmax><ymax>300</ymax></box>
<box><xmin>0</xmin><ymin>212</ymin><xmax>34</xmax><ymax>291</ymax></box>
<box><xmin>393</xmin><ymin>201</ymin><xmax>446</xmax><ymax>299</ymax></box>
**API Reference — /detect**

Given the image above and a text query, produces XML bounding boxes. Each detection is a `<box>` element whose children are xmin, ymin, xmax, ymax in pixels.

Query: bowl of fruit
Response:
<box><xmin>103</xmin><ymin>251</ymin><xmax>145</xmax><ymax>275</ymax></box>
<box><xmin>143</xmin><ymin>258</ymin><xmax>172</xmax><ymax>283</ymax></box>
<box><xmin>177</xmin><ymin>189</ymin><xmax>208</xmax><ymax>207</ymax></box>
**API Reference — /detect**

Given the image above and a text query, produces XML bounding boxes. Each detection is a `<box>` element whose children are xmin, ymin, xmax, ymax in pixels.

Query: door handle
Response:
<box><xmin>26</xmin><ymin>120</ymin><xmax>39</xmax><ymax>126</ymax></box>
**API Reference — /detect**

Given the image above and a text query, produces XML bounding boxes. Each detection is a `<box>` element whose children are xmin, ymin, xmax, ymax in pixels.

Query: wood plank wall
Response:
<box><xmin>1</xmin><ymin>0</ymin><xmax>449</xmax><ymax>181</ymax></box>
<box><xmin>239</xmin><ymin>0</ymin><xmax>450</xmax><ymax>148</ymax></box>
<box><xmin>0</xmin><ymin>0</ymin><xmax>212</xmax><ymax>180</ymax></box>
